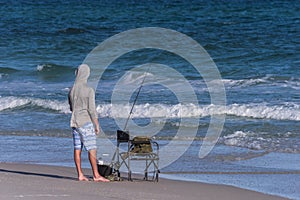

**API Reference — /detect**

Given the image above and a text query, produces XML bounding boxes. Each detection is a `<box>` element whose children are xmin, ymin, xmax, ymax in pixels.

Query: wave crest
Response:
<box><xmin>36</xmin><ymin>64</ymin><xmax>74</xmax><ymax>81</ymax></box>
<box><xmin>220</xmin><ymin>131</ymin><xmax>299</xmax><ymax>153</ymax></box>
<box><xmin>0</xmin><ymin>96</ymin><xmax>70</xmax><ymax>113</ymax></box>
<box><xmin>1</xmin><ymin>96</ymin><xmax>299</xmax><ymax>121</ymax></box>
<box><xmin>97</xmin><ymin>102</ymin><xmax>300</xmax><ymax>121</ymax></box>
<box><xmin>222</xmin><ymin>75</ymin><xmax>300</xmax><ymax>90</ymax></box>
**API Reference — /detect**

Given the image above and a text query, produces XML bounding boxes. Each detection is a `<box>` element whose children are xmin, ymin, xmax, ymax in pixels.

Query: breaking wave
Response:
<box><xmin>220</xmin><ymin>131</ymin><xmax>299</xmax><ymax>153</ymax></box>
<box><xmin>1</xmin><ymin>96</ymin><xmax>299</xmax><ymax>121</ymax></box>
<box><xmin>0</xmin><ymin>96</ymin><xmax>70</xmax><ymax>113</ymax></box>
<box><xmin>36</xmin><ymin>63</ymin><xmax>75</xmax><ymax>82</ymax></box>
<box><xmin>222</xmin><ymin>75</ymin><xmax>300</xmax><ymax>90</ymax></box>
<box><xmin>0</xmin><ymin>64</ymin><xmax>74</xmax><ymax>82</ymax></box>
<box><xmin>96</xmin><ymin>102</ymin><xmax>300</xmax><ymax>121</ymax></box>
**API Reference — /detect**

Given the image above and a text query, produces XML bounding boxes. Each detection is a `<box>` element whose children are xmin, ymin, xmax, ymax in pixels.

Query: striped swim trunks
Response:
<box><xmin>72</xmin><ymin>122</ymin><xmax>97</xmax><ymax>151</ymax></box>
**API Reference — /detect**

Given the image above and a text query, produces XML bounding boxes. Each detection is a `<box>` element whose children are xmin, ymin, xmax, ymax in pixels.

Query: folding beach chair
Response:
<box><xmin>111</xmin><ymin>130</ymin><xmax>160</xmax><ymax>181</ymax></box>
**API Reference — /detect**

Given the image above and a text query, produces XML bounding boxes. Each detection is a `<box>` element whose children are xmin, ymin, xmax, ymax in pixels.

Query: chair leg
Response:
<box><xmin>128</xmin><ymin>171</ymin><xmax>132</xmax><ymax>181</ymax></box>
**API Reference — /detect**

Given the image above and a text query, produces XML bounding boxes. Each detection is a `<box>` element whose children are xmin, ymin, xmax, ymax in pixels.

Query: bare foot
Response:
<box><xmin>78</xmin><ymin>175</ymin><xmax>89</xmax><ymax>181</ymax></box>
<box><xmin>93</xmin><ymin>176</ymin><xmax>110</xmax><ymax>182</ymax></box>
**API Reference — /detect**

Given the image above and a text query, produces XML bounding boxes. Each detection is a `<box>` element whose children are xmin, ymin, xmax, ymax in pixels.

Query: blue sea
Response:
<box><xmin>0</xmin><ymin>1</ymin><xmax>299</xmax><ymax>199</ymax></box>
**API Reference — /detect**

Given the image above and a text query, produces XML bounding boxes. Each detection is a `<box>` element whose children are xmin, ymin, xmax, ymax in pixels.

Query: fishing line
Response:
<box><xmin>123</xmin><ymin>66</ymin><xmax>151</xmax><ymax>131</ymax></box>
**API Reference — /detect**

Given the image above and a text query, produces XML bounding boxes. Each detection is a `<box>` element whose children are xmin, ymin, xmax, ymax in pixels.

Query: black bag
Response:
<box><xmin>97</xmin><ymin>164</ymin><xmax>112</xmax><ymax>177</ymax></box>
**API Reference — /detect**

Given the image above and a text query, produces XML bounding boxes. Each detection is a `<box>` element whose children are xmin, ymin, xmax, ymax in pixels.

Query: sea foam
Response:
<box><xmin>96</xmin><ymin>102</ymin><xmax>300</xmax><ymax>121</ymax></box>
<box><xmin>0</xmin><ymin>96</ymin><xmax>70</xmax><ymax>113</ymax></box>
<box><xmin>1</xmin><ymin>96</ymin><xmax>299</xmax><ymax>121</ymax></box>
<box><xmin>221</xmin><ymin>131</ymin><xmax>299</xmax><ymax>153</ymax></box>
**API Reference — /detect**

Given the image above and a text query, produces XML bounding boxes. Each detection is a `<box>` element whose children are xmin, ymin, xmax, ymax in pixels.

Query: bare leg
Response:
<box><xmin>74</xmin><ymin>149</ymin><xmax>89</xmax><ymax>181</ymax></box>
<box><xmin>88</xmin><ymin>149</ymin><xmax>109</xmax><ymax>182</ymax></box>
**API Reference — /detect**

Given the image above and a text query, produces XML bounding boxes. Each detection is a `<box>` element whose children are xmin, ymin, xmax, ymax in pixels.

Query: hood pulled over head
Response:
<box><xmin>75</xmin><ymin>64</ymin><xmax>90</xmax><ymax>84</ymax></box>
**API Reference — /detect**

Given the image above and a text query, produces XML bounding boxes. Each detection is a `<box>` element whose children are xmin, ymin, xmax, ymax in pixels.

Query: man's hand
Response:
<box><xmin>95</xmin><ymin>124</ymin><xmax>100</xmax><ymax>135</ymax></box>
<box><xmin>92</xmin><ymin>118</ymin><xmax>100</xmax><ymax>135</ymax></box>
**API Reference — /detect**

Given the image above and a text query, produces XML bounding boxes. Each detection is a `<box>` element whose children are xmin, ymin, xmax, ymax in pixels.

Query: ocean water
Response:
<box><xmin>0</xmin><ymin>0</ymin><xmax>299</xmax><ymax>199</ymax></box>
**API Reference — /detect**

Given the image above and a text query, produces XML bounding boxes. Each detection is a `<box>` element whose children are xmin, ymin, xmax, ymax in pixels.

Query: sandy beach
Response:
<box><xmin>0</xmin><ymin>163</ymin><xmax>288</xmax><ymax>200</ymax></box>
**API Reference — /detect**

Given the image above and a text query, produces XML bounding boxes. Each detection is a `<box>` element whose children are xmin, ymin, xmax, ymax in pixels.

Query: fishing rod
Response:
<box><xmin>110</xmin><ymin>66</ymin><xmax>152</xmax><ymax>178</ymax></box>
<box><xmin>123</xmin><ymin>67</ymin><xmax>150</xmax><ymax>131</ymax></box>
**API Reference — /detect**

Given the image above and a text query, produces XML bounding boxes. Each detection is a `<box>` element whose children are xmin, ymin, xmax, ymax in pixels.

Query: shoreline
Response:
<box><xmin>0</xmin><ymin>135</ymin><xmax>299</xmax><ymax>199</ymax></box>
<box><xmin>0</xmin><ymin>162</ymin><xmax>288</xmax><ymax>200</ymax></box>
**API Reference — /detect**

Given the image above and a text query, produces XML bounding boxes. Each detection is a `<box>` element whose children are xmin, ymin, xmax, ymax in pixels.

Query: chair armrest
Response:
<box><xmin>151</xmin><ymin>141</ymin><xmax>159</xmax><ymax>151</ymax></box>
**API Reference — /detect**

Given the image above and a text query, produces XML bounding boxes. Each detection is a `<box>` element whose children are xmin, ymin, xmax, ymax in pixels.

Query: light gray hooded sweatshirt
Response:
<box><xmin>68</xmin><ymin>64</ymin><xmax>98</xmax><ymax>128</ymax></box>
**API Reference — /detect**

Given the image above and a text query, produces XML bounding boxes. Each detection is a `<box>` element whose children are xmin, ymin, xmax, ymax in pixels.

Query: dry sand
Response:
<box><xmin>0</xmin><ymin>163</ymin><xmax>288</xmax><ymax>200</ymax></box>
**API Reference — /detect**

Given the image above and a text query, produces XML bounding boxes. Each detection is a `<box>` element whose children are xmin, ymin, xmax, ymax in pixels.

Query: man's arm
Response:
<box><xmin>88</xmin><ymin>88</ymin><xmax>100</xmax><ymax>135</ymax></box>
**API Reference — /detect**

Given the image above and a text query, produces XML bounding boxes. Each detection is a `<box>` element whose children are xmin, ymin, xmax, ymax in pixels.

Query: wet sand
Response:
<box><xmin>0</xmin><ymin>163</ymin><xmax>288</xmax><ymax>200</ymax></box>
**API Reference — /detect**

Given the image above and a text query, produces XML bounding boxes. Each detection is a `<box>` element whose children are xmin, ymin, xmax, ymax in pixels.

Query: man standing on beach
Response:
<box><xmin>68</xmin><ymin>64</ymin><xmax>109</xmax><ymax>182</ymax></box>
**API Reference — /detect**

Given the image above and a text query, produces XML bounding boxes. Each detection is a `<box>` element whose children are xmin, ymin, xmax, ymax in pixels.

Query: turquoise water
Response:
<box><xmin>0</xmin><ymin>1</ymin><xmax>299</xmax><ymax>199</ymax></box>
